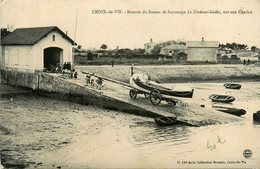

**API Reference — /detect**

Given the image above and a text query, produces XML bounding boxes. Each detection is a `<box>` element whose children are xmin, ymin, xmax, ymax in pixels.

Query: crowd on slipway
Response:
<box><xmin>46</xmin><ymin>62</ymin><xmax>79</xmax><ymax>79</ymax></box>
<box><xmin>61</xmin><ymin>62</ymin><xmax>78</xmax><ymax>79</ymax></box>
<box><xmin>84</xmin><ymin>73</ymin><xmax>106</xmax><ymax>90</ymax></box>
<box><xmin>49</xmin><ymin>62</ymin><xmax>106</xmax><ymax>90</ymax></box>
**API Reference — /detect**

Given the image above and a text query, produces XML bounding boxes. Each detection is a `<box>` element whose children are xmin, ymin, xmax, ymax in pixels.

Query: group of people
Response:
<box><xmin>61</xmin><ymin>62</ymin><xmax>78</xmax><ymax>79</ymax></box>
<box><xmin>85</xmin><ymin>73</ymin><xmax>105</xmax><ymax>90</ymax></box>
<box><xmin>243</xmin><ymin>59</ymin><xmax>251</xmax><ymax>65</ymax></box>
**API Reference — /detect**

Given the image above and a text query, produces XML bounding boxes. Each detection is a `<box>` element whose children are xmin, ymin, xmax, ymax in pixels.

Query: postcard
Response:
<box><xmin>0</xmin><ymin>0</ymin><xmax>259</xmax><ymax>168</ymax></box>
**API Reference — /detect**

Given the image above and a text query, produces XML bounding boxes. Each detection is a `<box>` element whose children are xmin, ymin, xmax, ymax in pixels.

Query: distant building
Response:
<box><xmin>187</xmin><ymin>37</ymin><xmax>219</xmax><ymax>62</ymax></box>
<box><xmin>1</xmin><ymin>26</ymin><xmax>77</xmax><ymax>72</ymax></box>
<box><xmin>224</xmin><ymin>48</ymin><xmax>233</xmax><ymax>54</ymax></box>
<box><xmin>144</xmin><ymin>38</ymin><xmax>156</xmax><ymax>55</ymax></box>
<box><xmin>159</xmin><ymin>44</ymin><xmax>187</xmax><ymax>56</ymax></box>
<box><xmin>256</xmin><ymin>48</ymin><xmax>260</xmax><ymax>55</ymax></box>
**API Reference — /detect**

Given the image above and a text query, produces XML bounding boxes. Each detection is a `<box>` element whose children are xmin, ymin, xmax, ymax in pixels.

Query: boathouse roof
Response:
<box><xmin>1</xmin><ymin>26</ymin><xmax>77</xmax><ymax>45</ymax></box>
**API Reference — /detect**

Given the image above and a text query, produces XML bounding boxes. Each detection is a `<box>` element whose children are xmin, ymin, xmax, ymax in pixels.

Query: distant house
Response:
<box><xmin>187</xmin><ymin>38</ymin><xmax>219</xmax><ymax>62</ymax></box>
<box><xmin>144</xmin><ymin>38</ymin><xmax>156</xmax><ymax>55</ymax></box>
<box><xmin>224</xmin><ymin>48</ymin><xmax>233</xmax><ymax>54</ymax></box>
<box><xmin>159</xmin><ymin>44</ymin><xmax>187</xmax><ymax>56</ymax></box>
<box><xmin>1</xmin><ymin>26</ymin><xmax>77</xmax><ymax>73</ymax></box>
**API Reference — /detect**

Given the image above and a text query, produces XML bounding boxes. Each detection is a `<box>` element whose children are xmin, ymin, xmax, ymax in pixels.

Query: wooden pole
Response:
<box><xmin>131</xmin><ymin>64</ymin><xmax>134</xmax><ymax>76</ymax></box>
<box><xmin>82</xmin><ymin>71</ymin><xmax>133</xmax><ymax>88</ymax></box>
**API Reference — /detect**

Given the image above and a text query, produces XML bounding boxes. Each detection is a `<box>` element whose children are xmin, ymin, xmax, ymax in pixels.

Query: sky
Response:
<box><xmin>1</xmin><ymin>0</ymin><xmax>260</xmax><ymax>49</ymax></box>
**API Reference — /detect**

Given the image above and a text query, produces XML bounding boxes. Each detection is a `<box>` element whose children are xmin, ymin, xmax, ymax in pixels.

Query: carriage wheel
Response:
<box><xmin>129</xmin><ymin>89</ymin><xmax>137</xmax><ymax>99</ymax></box>
<box><xmin>150</xmin><ymin>90</ymin><xmax>162</xmax><ymax>105</ymax></box>
<box><xmin>167</xmin><ymin>100</ymin><xmax>177</xmax><ymax>106</ymax></box>
<box><xmin>144</xmin><ymin>93</ymin><xmax>150</xmax><ymax>98</ymax></box>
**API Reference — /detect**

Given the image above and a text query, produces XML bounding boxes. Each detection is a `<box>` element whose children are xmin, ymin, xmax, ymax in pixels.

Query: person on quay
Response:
<box><xmin>85</xmin><ymin>73</ymin><xmax>91</xmax><ymax>86</ymax></box>
<box><xmin>74</xmin><ymin>71</ymin><xmax>78</xmax><ymax>79</ymax></box>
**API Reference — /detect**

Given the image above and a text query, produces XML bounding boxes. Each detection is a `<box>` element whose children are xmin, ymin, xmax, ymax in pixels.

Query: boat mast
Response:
<box><xmin>74</xmin><ymin>8</ymin><xmax>78</xmax><ymax>42</ymax></box>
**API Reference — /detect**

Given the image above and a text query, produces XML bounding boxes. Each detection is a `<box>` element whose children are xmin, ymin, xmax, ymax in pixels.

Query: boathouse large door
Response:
<box><xmin>44</xmin><ymin>47</ymin><xmax>63</xmax><ymax>71</ymax></box>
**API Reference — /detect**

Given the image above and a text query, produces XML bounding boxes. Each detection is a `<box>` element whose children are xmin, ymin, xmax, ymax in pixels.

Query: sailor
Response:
<box><xmin>74</xmin><ymin>71</ymin><xmax>78</xmax><ymax>78</ymax></box>
<box><xmin>112</xmin><ymin>60</ymin><xmax>114</xmax><ymax>67</ymax></box>
<box><xmin>70</xmin><ymin>70</ymin><xmax>73</xmax><ymax>79</ymax></box>
<box><xmin>85</xmin><ymin>73</ymin><xmax>91</xmax><ymax>85</ymax></box>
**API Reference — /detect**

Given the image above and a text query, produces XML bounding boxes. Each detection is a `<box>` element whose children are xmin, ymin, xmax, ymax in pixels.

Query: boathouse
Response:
<box><xmin>187</xmin><ymin>37</ymin><xmax>219</xmax><ymax>62</ymax></box>
<box><xmin>1</xmin><ymin>26</ymin><xmax>76</xmax><ymax>73</ymax></box>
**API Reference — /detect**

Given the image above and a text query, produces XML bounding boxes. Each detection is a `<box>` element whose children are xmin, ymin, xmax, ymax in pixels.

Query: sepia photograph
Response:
<box><xmin>0</xmin><ymin>0</ymin><xmax>260</xmax><ymax>168</ymax></box>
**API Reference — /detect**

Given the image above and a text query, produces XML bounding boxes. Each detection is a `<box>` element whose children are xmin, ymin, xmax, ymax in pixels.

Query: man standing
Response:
<box><xmin>112</xmin><ymin>60</ymin><xmax>114</xmax><ymax>67</ymax></box>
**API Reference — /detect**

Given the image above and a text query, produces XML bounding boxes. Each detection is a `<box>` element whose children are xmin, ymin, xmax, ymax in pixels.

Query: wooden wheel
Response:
<box><xmin>150</xmin><ymin>90</ymin><xmax>162</xmax><ymax>105</ymax></box>
<box><xmin>129</xmin><ymin>89</ymin><xmax>137</xmax><ymax>99</ymax></box>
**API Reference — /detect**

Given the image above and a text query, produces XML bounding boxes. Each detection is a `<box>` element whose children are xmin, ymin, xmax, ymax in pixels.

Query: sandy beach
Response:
<box><xmin>0</xmin><ymin>87</ymin><xmax>152</xmax><ymax>168</ymax></box>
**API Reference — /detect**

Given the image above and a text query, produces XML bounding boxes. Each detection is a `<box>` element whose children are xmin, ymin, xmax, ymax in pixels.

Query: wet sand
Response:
<box><xmin>0</xmin><ymin>91</ymin><xmax>151</xmax><ymax>168</ymax></box>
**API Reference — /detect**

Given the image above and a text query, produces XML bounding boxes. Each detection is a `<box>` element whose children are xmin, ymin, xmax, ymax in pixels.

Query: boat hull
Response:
<box><xmin>131</xmin><ymin>77</ymin><xmax>194</xmax><ymax>100</ymax></box>
<box><xmin>224</xmin><ymin>83</ymin><xmax>242</xmax><ymax>89</ymax></box>
<box><xmin>209</xmin><ymin>94</ymin><xmax>235</xmax><ymax>103</ymax></box>
<box><xmin>154</xmin><ymin>116</ymin><xmax>177</xmax><ymax>126</ymax></box>
<box><xmin>213</xmin><ymin>106</ymin><xmax>246</xmax><ymax>116</ymax></box>
<box><xmin>253</xmin><ymin>111</ymin><xmax>260</xmax><ymax>121</ymax></box>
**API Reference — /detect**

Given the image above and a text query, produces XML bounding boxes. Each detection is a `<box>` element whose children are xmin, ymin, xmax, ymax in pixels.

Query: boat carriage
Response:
<box><xmin>209</xmin><ymin>94</ymin><xmax>235</xmax><ymax>103</ymax></box>
<box><xmin>224</xmin><ymin>83</ymin><xmax>242</xmax><ymax>89</ymax></box>
<box><xmin>129</xmin><ymin>73</ymin><xmax>194</xmax><ymax>105</ymax></box>
<box><xmin>213</xmin><ymin>105</ymin><xmax>246</xmax><ymax>116</ymax></box>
